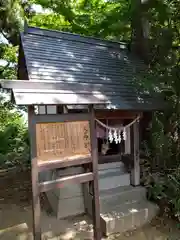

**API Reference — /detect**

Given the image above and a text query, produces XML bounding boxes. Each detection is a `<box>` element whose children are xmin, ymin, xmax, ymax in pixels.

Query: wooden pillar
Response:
<box><xmin>28</xmin><ymin>106</ymin><xmax>41</xmax><ymax>240</ymax></box>
<box><xmin>130</xmin><ymin>119</ymin><xmax>140</xmax><ymax>186</ymax></box>
<box><xmin>63</xmin><ymin>105</ymin><xmax>68</xmax><ymax>113</ymax></box>
<box><xmin>124</xmin><ymin>126</ymin><xmax>131</xmax><ymax>154</ymax></box>
<box><xmin>89</xmin><ymin>105</ymin><xmax>101</xmax><ymax>240</ymax></box>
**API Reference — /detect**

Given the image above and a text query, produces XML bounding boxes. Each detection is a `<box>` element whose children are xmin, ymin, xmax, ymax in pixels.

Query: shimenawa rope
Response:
<box><xmin>95</xmin><ymin>115</ymin><xmax>140</xmax><ymax>131</ymax></box>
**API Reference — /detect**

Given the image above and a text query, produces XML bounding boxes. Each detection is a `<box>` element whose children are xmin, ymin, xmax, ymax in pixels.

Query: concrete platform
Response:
<box><xmin>44</xmin><ymin>166</ymin><xmax>85</xmax><ymax>219</ymax></box>
<box><xmin>100</xmin><ymin>200</ymin><xmax>159</xmax><ymax>236</ymax></box>
<box><xmin>98</xmin><ymin>162</ymin><xmax>130</xmax><ymax>191</ymax></box>
<box><xmin>44</xmin><ymin>162</ymin><xmax>130</xmax><ymax>219</ymax></box>
<box><xmin>86</xmin><ymin>185</ymin><xmax>159</xmax><ymax>236</ymax></box>
<box><xmin>42</xmin><ymin>162</ymin><xmax>159</xmax><ymax>236</ymax></box>
<box><xmin>100</xmin><ymin>186</ymin><xmax>147</xmax><ymax>206</ymax></box>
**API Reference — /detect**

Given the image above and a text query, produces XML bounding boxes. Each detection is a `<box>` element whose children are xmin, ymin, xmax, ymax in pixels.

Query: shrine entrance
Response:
<box><xmin>1</xmin><ymin>78</ymin><xmax>159</xmax><ymax>237</ymax></box>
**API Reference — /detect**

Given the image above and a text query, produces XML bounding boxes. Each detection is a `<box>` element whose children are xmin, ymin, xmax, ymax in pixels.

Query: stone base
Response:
<box><xmin>86</xmin><ymin>185</ymin><xmax>159</xmax><ymax>236</ymax></box>
<box><xmin>100</xmin><ymin>200</ymin><xmax>159</xmax><ymax>236</ymax></box>
<box><xmin>41</xmin><ymin>166</ymin><xmax>85</xmax><ymax>219</ymax></box>
<box><xmin>44</xmin><ymin>162</ymin><xmax>130</xmax><ymax>219</ymax></box>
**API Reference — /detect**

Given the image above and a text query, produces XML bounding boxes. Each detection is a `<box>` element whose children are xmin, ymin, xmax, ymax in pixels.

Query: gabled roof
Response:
<box><xmin>1</xmin><ymin>26</ymin><xmax>163</xmax><ymax>110</ymax></box>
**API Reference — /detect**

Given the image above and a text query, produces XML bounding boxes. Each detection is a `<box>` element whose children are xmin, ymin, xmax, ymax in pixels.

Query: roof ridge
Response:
<box><xmin>25</xmin><ymin>26</ymin><xmax>128</xmax><ymax>49</ymax></box>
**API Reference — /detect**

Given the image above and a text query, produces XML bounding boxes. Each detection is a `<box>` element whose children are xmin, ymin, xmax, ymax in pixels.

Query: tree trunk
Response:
<box><xmin>131</xmin><ymin>0</ymin><xmax>150</xmax><ymax>64</ymax></box>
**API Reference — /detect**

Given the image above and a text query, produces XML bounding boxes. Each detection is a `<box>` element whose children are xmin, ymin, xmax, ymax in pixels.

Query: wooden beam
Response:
<box><xmin>32</xmin><ymin>112</ymin><xmax>91</xmax><ymax>123</ymax></box>
<box><xmin>38</xmin><ymin>154</ymin><xmax>122</xmax><ymax>171</ymax></box>
<box><xmin>95</xmin><ymin>110</ymin><xmax>142</xmax><ymax>119</ymax></box>
<box><xmin>89</xmin><ymin>105</ymin><xmax>101</xmax><ymax>240</ymax></box>
<box><xmin>39</xmin><ymin>172</ymin><xmax>93</xmax><ymax>192</ymax></box>
<box><xmin>98</xmin><ymin>154</ymin><xmax>121</xmax><ymax>164</ymax></box>
<box><xmin>38</xmin><ymin>156</ymin><xmax>91</xmax><ymax>172</ymax></box>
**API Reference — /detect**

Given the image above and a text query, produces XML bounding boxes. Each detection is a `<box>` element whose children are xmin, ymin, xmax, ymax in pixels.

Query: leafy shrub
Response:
<box><xmin>141</xmin><ymin>110</ymin><xmax>180</xmax><ymax>220</ymax></box>
<box><xmin>0</xmin><ymin>123</ymin><xmax>30</xmax><ymax>169</ymax></box>
<box><xmin>146</xmin><ymin>169</ymin><xmax>180</xmax><ymax>220</ymax></box>
<box><xmin>0</xmin><ymin>95</ymin><xmax>30</xmax><ymax>169</ymax></box>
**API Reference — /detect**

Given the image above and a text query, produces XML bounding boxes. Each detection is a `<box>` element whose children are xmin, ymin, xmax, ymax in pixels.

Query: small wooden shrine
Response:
<box><xmin>0</xmin><ymin>25</ymin><xmax>163</xmax><ymax>239</ymax></box>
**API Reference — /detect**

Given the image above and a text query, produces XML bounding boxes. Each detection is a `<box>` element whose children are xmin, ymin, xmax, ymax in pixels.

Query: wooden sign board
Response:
<box><xmin>36</xmin><ymin>121</ymin><xmax>90</xmax><ymax>161</ymax></box>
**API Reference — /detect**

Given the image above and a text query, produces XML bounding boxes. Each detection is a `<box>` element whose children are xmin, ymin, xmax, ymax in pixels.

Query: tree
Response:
<box><xmin>30</xmin><ymin>0</ymin><xmax>132</xmax><ymax>41</ymax></box>
<box><xmin>0</xmin><ymin>0</ymin><xmax>32</xmax><ymax>168</ymax></box>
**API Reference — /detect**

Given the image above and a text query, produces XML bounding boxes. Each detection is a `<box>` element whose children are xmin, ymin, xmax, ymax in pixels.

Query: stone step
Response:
<box><xmin>98</xmin><ymin>162</ymin><xmax>126</xmax><ymax>172</ymax></box>
<box><xmin>99</xmin><ymin>167</ymin><xmax>126</xmax><ymax>176</ymax></box>
<box><xmin>100</xmin><ymin>200</ymin><xmax>159</xmax><ymax>236</ymax></box>
<box><xmin>100</xmin><ymin>186</ymin><xmax>147</xmax><ymax>207</ymax></box>
<box><xmin>99</xmin><ymin>172</ymin><xmax>130</xmax><ymax>190</ymax></box>
<box><xmin>85</xmin><ymin>186</ymin><xmax>147</xmax><ymax>216</ymax></box>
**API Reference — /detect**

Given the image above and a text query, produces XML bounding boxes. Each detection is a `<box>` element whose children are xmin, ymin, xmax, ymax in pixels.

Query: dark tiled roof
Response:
<box><xmin>16</xmin><ymin>26</ymin><xmax>162</xmax><ymax>109</ymax></box>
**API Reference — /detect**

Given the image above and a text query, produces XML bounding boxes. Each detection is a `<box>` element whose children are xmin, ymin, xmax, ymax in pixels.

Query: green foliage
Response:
<box><xmin>0</xmin><ymin>0</ymin><xmax>31</xmax><ymax>169</ymax></box>
<box><xmin>0</xmin><ymin>95</ymin><xmax>29</xmax><ymax>169</ymax></box>
<box><xmin>0</xmin><ymin>0</ymin><xmax>24</xmax><ymax>45</ymax></box>
<box><xmin>30</xmin><ymin>0</ymin><xmax>131</xmax><ymax>40</ymax></box>
<box><xmin>30</xmin><ymin>13</ymin><xmax>72</xmax><ymax>32</ymax></box>
<box><xmin>148</xmin><ymin>178</ymin><xmax>166</xmax><ymax>201</ymax></box>
<box><xmin>0</xmin><ymin>44</ymin><xmax>18</xmax><ymax>79</ymax></box>
<box><xmin>147</xmin><ymin>169</ymin><xmax>180</xmax><ymax>220</ymax></box>
<box><xmin>0</xmin><ymin>0</ymin><xmax>35</xmax><ymax>44</ymax></box>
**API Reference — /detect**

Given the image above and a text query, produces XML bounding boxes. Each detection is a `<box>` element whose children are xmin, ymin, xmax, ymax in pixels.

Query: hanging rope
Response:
<box><xmin>95</xmin><ymin>115</ymin><xmax>140</xmax><ymax>144</ymax></box>
<box><xmin>95</xmin><ymin>115</ymin><xmax>140</xmax><ymax>132</ymax></box>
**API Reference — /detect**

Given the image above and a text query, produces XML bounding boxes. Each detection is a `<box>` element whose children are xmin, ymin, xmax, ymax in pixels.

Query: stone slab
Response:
<box><xmin>53</xmin><ymin>166</ymin><xmax>84</xmax><ymax>198</ymax></box>
<box><xmin>100</xmin><ymin>200</ymin><xmax>159</xmax><ymax>236</ymax></box>
<box><xmin>100</xmin><ymin>186</ymin><xmax>147</xmax><ymax>207</ymax></box>
<box><xmin>57</xmin><ymin>196</ymin><xmax>85</xmax><ymax>219</ymax></box>
<box><xmin>99</xmin><ymin>173</ymin><xmax>130</xmax><ymax>190</ymax></box>
<box><xmin>98</xmin><ymin>162</ymin><xmax>125</xmax><ymax>171</ymax></box>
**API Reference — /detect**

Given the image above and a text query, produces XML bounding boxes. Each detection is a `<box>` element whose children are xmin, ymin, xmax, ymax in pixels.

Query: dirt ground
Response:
<box><xmin>0</xmin><ymin>169</ymin><xmax>180</xmax><ymax>240</ymax></box>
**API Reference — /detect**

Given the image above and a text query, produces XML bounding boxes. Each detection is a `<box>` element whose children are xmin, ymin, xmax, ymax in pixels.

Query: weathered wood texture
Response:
<box><xmin>95</xmin><ymin>110</ymin><xmax>142</xmax><ymax>119</ymax></box>
<box><xmin>39</xmin><ymin>172</ymin><xmax>93</xmax><ymax>192</ymax></box>
<box><xmin>28</xmin><ymin>106</ymin><xmax>41</xmax><ymax>240</ymax></box>
<box><xmin>130</xmin><ymin>119</ymin><xmax>140</xmax><ymax>186</ymax></box>
<box><xmin>38</xmin><ymin>156</ymin><xmax>91</xmax><ymax>172</ymax></box>
<box><xmin>29</xmin><ymin>108</ymin><xmax>101</xmax><ymax>240</ymax></box>
<box><xmin>36</xmin><ymin>121</ymin><xmax>90</xmax><ymax>162</ymax></box>
<box><xmin>32</xmin><ymin>113</ymin><xmax>90</xmax><ymax>123</ymax></box>
<box><xmin>89</xmin><ymin>105</ymin><xmax>101</xmax><ymax>239</ymax></box>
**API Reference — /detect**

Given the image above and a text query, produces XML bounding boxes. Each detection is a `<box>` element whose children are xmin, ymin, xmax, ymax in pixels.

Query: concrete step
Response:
<box><xmin>99</xmin><ymin>167</ymin><xmax>126</xmax><ymax>176</ymax></box>
<box><xmin>86</xmin><ymin>186</ymin><xmax>147</xmax><ymax>216</ymax></box>
<box><xmin>100</xmin><ymin>186</ymin><xmax>147</xmax><ymax>207</ymax></box>
<box><xmin>100</xmin><ymin>200</ymin><xmax>159</xmax><ymax>236</ymax></box>
<box><xmin>98</xmin><ymin>162</ymin><xmax>126</xmax><ymax>173</ymax></box>
<box><xmin>99</xmin><ymin>172</ymin><xmax>130</xmax><ymax>190</ymax></box>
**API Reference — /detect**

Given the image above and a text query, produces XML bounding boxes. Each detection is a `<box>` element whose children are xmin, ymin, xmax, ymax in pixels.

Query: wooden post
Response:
<box><xmin>89</xmin><ymin>105</ymin><xmax>101</xmax><ymax>240</ymax></box>
<box><xmin>125</xmin><ymin>126</ymin><xmax>131</xmax><ymax>154</ymax></box>
<box><xmin>28</xmin><ymin>106</ymin><xmax>41</xmax><ymax>240</ymax></box>
<box><xmin>130</xmin><ymin>119</ymin><xmax>140</xmax><ymax>186</ymax></box>
<box><xmin>63</xmin><ymin>105</ymin><xmax>68</xmax><ymax>113</ymax></box>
